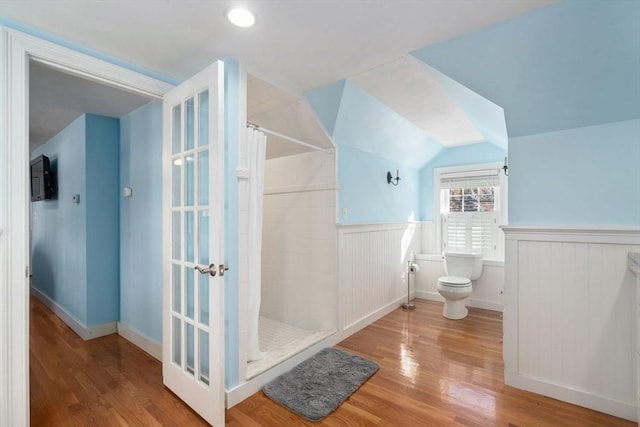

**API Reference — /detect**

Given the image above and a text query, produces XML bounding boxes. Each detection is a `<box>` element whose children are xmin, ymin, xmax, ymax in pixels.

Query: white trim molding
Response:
<box><xmin>503</xmin><ymin>225</ymin><xmax>640</xmax><ymax>422</ymax></box>
<box><xmin>0</xmin><ymin>26</ymin><xmax>175</xmax><ymax>426</ymax></box>
<box><xmin>502</xmin><ymin>225</ymin><xmax>640</xmax><ymax>245</ymax></box>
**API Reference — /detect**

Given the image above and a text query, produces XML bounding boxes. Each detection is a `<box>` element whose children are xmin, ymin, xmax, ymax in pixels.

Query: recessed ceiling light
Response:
<box><xmin>227</xmin><ymin>8</ymin><xmax>256</xmax><ymax>28</ymax></box>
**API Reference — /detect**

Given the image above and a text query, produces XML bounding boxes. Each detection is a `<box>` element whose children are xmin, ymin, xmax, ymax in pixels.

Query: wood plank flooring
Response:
<box><xmin>30</xmin><ymin>296</ymin><xmax>634</xmax><ymax>426</ymax></box>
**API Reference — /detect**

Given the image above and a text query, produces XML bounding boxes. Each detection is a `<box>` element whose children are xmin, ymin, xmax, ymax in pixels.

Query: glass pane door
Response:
<box><xmin>170</xmin><ymin>89</ymin><xmax>212</xmax><ymax>385</ymax></box>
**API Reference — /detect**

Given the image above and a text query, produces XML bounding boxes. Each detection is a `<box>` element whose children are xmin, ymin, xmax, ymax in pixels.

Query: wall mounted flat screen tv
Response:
<box><xmin>30</xmin><ymin>154</ymin><xmax>56</xmax><ymax>201</ymax></box>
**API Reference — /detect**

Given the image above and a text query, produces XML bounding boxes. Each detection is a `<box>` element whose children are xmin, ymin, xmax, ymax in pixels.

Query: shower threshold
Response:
<box><xmin>246</xmin><ymin>316</ymin><xmax>336</xmax><ymax>380</ymax></box>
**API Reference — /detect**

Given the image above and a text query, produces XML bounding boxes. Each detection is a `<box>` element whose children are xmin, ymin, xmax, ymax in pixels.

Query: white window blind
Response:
<box><xmin>440</xmin><ymin>169</ymin><xmax>500</xmax><ymax>190</ymax></box>
<box><xmin>443</xmin><ymin>212</ymin><xmax>498</xmax><ymax>256</ymax></box>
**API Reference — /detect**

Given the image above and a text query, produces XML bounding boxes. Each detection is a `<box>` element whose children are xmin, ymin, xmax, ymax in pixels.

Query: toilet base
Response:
<box><xmin>442</xmin><ymin>300</ymin><xmax>469</xmax><ymax>320</ymax></box>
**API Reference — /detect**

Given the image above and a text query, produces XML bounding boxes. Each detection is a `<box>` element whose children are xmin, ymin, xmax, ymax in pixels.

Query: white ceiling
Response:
<box><xmin>350</xmin><ymin>55</ymin><xmax>485</xmax><ymax>147</ymax></box>
<box><xmin>1</xmin><ymin>1</ymin><xmax>554</xmax><ymax>94</ymax></box>
<box><xmin>247</xmin><ymin>75</ymin><xmax>333</xmax><ymax>159</ymax></box>
<box><xmin>29</xmin><ymin>62</ymin><xmax>153</xmax><ymax>150</ymax></box>
<box><xmin>6</xmin><ymin>1</ymin><xmax>555</xmax><ymax>155</ymax></box>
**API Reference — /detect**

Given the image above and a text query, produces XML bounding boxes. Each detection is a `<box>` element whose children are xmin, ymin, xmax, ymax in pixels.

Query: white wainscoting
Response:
<box><xmin>503</xmin><ymin>226</ymin><xmax>640</xmax><ymax>422</ymax></box>
<box><xmin>338</xmin><ymin>222</ymin><xmax>421</xmax><ymax>331</ymax></box>
<box><xmin>414</xmin><ymin>254</ymin><xmax>504</xmax><ymax>312</ymax></box>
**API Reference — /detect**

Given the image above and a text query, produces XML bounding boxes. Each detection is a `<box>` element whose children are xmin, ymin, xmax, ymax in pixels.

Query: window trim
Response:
<box><xmin>434</xmin><ymin>162</ymin><xmax>508</xmax><ymax>260</ymax></box>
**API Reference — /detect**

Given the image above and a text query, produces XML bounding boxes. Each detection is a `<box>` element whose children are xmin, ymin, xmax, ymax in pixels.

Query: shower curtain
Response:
<box><xmin>247</xmin><ymin>127</ymin><xmax>267</xmax><ymax>362</ymax></box>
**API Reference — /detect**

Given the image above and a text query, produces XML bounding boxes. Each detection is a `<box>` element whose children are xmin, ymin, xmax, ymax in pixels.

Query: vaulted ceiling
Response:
<box><xmin>1</xmin><ymin>1</ymin><xmax>556</xmax><ymax>157</ymax></box>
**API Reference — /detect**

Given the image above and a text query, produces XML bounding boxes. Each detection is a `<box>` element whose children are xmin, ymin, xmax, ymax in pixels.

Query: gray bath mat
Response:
<box><xmin>262</xmin><ymin>347</ymin><xmax>379</xmax><ymax>422</ymax></box>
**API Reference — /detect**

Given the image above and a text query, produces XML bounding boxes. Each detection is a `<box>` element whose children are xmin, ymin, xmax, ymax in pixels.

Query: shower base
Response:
<box><xmin>246</xmin><ymin>316</ymin><xmax>335</xmax><ymax>379</ymax></box>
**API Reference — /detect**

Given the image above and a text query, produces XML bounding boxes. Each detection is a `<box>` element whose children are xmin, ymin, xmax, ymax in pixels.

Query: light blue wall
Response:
<box><xmin>509</xmin><ymin>119</ymin><xmax>640</xmax><ymax>226</ymax></box>
<box><xmin>31</xmin><ymin>114</ymin><xmax>120</xmax><ymax>327</ymax></box>
<box><xmin>339</xmin><ymin>145</ymin><xmax>420</xmax><ymax>224</ymax></box>
<box><xmin>412</xmin><ymin>0</ymin><xmax>640</xmax><ymax>138</ymax></box>
<box><xmin>31</xmin><ymin>116</ymin><xmax>88</xmax><ymax>324</ymax></box>
<box><xmin>419</xmin><ymin>143</ymin><xmax>506</xmax><ymax>221</ymax></box>
<box><xmin>85</xmin><ymin>114</ymin><xmax>120</xmax><ymax>326</ymax></box>
<box><xmin>412</xmin><ymin>0</ymin><xmax>640</xmax><ymax>227</ymax></box>
<box><xmin>119</xmin><ymin>101</ymin><xmax>163</xmax><ymax>342</ymax></box>
<box><xmin>223</xmin><ymin>57</ymin><xmax>240</xmax><ymax>389</ymax></box>
<box><xmin>306</xmin><ymin>80</ymin><xmax>346</xmax><ymax>137</ymax></box>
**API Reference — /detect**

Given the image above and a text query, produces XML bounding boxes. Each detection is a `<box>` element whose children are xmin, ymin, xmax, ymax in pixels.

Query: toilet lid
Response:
<box><xmin>439</xmin><ymin>276</ymin><xmax>471</xmax><ymax>286</ymax></box>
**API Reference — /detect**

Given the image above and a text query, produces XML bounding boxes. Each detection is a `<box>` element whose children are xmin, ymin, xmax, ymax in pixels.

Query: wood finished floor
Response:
<box><xmin>31</xmin><ymin>296</ymin><xmax>634</xmax><ymax>426</ymax></box>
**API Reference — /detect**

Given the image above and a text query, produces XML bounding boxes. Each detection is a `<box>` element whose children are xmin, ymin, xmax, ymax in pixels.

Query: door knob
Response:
<box><xmin>194</xmin><ymin>264</ymin><xmax>217</xmax><ymax>276</ymax></box>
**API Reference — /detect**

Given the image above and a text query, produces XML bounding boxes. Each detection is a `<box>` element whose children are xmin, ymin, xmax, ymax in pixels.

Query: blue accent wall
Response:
<box><xmin>31</xmin><ymin>114</ymin><xmax>120</xmax><ymax>327</ymax></box>
<box><xmin>419</xmin><ymin>143</ymin><xmax>506</xmax><ymax>221</ymax></box>
<box><xmin>509</xmin><ymin>119</ymin><xmax>640</xmax><ymax>226</ymax></box>
<box><xmin>223</xmin><ymin>58</ymin><xmax>240</xmax><ymax>389</ymax></box>
<box><xmin>31</xmin><ymin>116</ymin><xmax>88</xmax><ymax>324</ymax></box>
<box><xmin>119</xmin><ymin>101</ymin><xmax>163</xmax><ymax>342</ymax></box>
<box><xmin>339</xmin><ymin>145</ymin><xmax>420</xmax><ymax>224</ymax></box>
<box><xmin>85</xmin><ymin>114</ymin><xmax>120</xmax><ymax>326</ymax></box>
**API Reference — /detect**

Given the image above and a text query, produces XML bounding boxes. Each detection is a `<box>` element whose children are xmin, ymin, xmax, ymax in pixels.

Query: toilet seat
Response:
<box><xmin>438</xmin><ymin>276</ymin><xmax>471</xmax><ymax>287</ymax></box>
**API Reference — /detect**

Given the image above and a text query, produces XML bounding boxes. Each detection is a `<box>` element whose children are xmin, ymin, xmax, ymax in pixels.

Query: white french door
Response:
<box><xmin>162</xmin><ymin>61</ymin><xmax>225</xmax><ymax>426</ymax></box>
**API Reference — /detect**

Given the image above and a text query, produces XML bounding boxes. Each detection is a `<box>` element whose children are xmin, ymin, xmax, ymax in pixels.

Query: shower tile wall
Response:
<box><xmin>261</xmin><ymin>150</ymin><xmax>338</xmax><ymax>331</ymax></box>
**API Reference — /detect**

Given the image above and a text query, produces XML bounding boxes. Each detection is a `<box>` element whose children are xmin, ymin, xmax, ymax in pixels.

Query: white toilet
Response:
<box><xmin>437</xmin><ymin>252</ymin><xmax>483</xmax><ymax>320</ymax></box>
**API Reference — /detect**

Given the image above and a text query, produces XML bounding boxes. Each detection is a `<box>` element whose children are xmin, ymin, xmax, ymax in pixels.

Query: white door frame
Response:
<box><xmin>0</xmin><ymin>27</ymin><xmax>174</xmax><ymax>426</ymax></box>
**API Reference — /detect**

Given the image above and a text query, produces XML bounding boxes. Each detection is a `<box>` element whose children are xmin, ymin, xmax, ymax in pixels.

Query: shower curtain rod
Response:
<box><xmin>247</xmin><ymin>121</ymin><xmax>332</xmax><ymax>153</ymax></box>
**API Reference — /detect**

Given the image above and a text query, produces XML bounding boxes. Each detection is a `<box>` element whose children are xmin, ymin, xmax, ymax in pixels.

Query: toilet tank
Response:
<box><xmin>443</xmin><ymin>252</ymin><xmax>483</xmax><ymax>280</ymax></box>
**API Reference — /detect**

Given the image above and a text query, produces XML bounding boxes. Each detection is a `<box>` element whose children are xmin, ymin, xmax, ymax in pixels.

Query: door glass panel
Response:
<box><xmin>198</xmin><ymin>151</ymin><xmax>209</xmax><ymax>205</ymax></box>
<box><xmin>172</xmin><ymin>316</ymin><xmax>182</xmax><ymax>365</ymax></box>
<box><xmin>199</xmin><ymin>330</ymin><xmax>209</xmax><ymax>385</ymax></box>
<box><xmin>186</xmin><ymin>323</ymin><xmax>195</xmax><ymax>376</ymax></box>
<box><xmin>199</xmin><ymin>275</ymin><xmax>209</xmax><ymax>326</ymax></box>
<box><xmin>198</xmin><ymin>91</ymin><xmax>209</xmax><ymax>147</ymax></box>
<box><xmin>199</xmin><ymin>211</ymin><xmax>209</xmax><ymax>265</ymax></box>
<box><xmin>185</xmin><ymin>211</ymin><xmax>194</xmax><ymax>262</ymax></box>
<box><xmin>186</xmin><ymin>97</ymin><xmax>194</xmax><ymax>150</ymax></box>
<box><xmin>185</xmin><ymin>155</ymin><xmax>195</xmax><ymax>206</ymax></box>
<box><xmin>172</xmin><ymin>212</ymin><xmax>181</xmax><ymax>260</ymax></box>
<box><xmin>172</xmin><ymin>264</ymin><xmax>181</xmax><ymax>313</ymax></box>
<box><xmin>172</xmin><ymin>104</ymin><xmax>181</xmax><ymax>154</ymax></box>
<box><xmin>186</xmin><ymin>267</ymin><xmax>195</xmax><ymax>319</ymax></box>
<box><xmin>172</xmin><ymin>159</ymin><xmax>182</xmax><ymax>207</ymax></box>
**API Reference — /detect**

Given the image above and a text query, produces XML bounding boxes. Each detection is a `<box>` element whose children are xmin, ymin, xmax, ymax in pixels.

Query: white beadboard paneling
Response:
<box><xmin>503</xmin><ymin>226</ymin><xmax>640</xmax><ymax>421</ymax></box>
<box><xmin>338</xmin><ymin>223</ymin><xmax>421</xmax><ymax>329</ymax></box>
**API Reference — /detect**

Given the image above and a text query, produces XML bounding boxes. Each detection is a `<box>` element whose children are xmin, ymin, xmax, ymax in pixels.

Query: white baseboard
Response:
<box><xmin>117</xmin><ymin>322</ymin><xmax>162</xmax><ymax>361</ymax></box>
<box><xmin>226</xmin><ymin>296</ymin><xmax>405</xmax><ymax>408</ymax></box>
<box><xmin>341</xmin><ymin>295</ymin><xmax>406</xmax><ymax>334</ymax></box>
<box><xmin>505</xmin><ymin>372</ymin><xmax>637</xmax><ymax>422</ymax></box>
<box><xmin>415</xmin><ymin>291</ymin><xmax>503</xmax><ymax>312</ymax></box>
<box><xmin>30</xmin><ymin>287</ymin><xmax>117</xmax><ymax>340</ymax></box>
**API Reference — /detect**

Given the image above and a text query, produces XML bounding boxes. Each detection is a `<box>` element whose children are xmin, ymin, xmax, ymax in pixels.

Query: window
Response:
<box><xmin>436</xmin><ymin>165</ymin><xmax>505</xmax><ymax>259</ymax></box>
